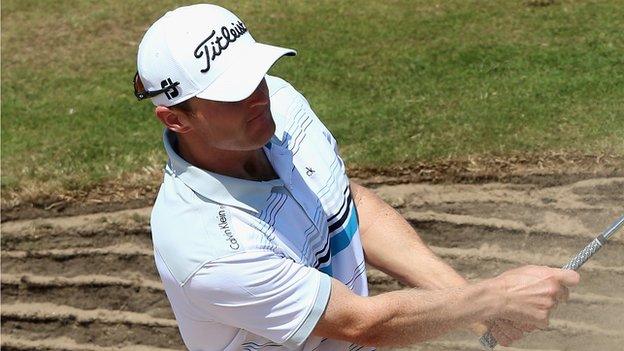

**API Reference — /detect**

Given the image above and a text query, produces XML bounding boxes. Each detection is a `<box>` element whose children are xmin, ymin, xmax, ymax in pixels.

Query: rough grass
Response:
<box><xmin>2</xmin><ymin>0</ymin><xmax>623</xmax><ymax>195</ymax></box>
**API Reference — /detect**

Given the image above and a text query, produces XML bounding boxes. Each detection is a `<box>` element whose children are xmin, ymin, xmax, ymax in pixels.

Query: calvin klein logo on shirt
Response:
<box><xmin>218</xmin><ymin>207</ymin><xmax>240</xmax><ymax>250</ymax></box>
<box><xmin>194</xmin><ymin>21</ymin><xmax>248</xmax><ymax>73</ymax></box>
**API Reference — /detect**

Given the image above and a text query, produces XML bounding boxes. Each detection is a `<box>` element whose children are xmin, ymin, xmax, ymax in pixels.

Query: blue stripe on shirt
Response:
<box><xmin>319</xmin><ymin>264</ymin><xmax>333</xmax><ymax>276</ymax></box>
<box><xmin>329</xmin><ymin>205</ymin><xmax>359</xmax><ymax>257</ymax></box>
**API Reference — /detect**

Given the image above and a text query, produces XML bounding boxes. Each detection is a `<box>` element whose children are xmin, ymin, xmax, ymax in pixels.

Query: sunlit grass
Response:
<box><xmin>2</xmin><ymin>0</ymin><xmax>623</xmax><ymax>193</ymax></box>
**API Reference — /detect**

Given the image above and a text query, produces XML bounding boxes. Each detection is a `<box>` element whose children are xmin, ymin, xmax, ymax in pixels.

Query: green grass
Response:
<box><xmin>2</xmin><ymin>0</ymin><xmax>623</xmax><ymax>194</ymax></box>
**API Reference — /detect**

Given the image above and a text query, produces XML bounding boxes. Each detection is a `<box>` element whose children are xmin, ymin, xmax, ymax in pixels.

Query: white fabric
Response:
<box><xmin>156</xmin><ymin>250</ymin><xmax>331</xmax><ymax>350</ymax></box>
<box><xmin>137</xmin><ymin>4</ymin><xmax>295</xmax><ymax>106</ymax></box>
<box><xmin>151</xmin><ymin>75</ymin><xmax>374</xmax><ymax>351</ymax></box>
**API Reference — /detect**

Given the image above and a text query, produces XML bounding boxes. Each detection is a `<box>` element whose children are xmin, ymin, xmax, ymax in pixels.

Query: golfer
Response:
<box><xmin>135</xmin><ymin>4</ymin><xmax>579</xmax><ymax>350</ymax></box>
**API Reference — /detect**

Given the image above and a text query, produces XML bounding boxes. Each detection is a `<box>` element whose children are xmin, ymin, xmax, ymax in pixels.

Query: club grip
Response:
<box><xmin>562</xmin><ymin>238</ymin><xmax>603</xmax><ymax>270</ymax></box>
<box><xmin>479</xmin><ymin>331</ymin><xmax>497</xmax><ymax>350</ymax></box>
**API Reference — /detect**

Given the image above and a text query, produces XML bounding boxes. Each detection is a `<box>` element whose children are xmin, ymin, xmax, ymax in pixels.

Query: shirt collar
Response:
<box><xmin>163</xmin><ymin>129</ymin><xmax>287</xmax><ymax>214</ymax></box>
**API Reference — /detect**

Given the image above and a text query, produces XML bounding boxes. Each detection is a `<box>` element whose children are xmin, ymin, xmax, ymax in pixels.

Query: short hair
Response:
<box><xmin>170</xmin><ymin>98</ymin><xmax>194</xmax><ymax>114</ymax></box>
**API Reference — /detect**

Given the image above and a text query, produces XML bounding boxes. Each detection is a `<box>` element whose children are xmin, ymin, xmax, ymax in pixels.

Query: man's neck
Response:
<box><xmin>175</xmin><ymin>133</ymin><xmax>278</xmax><ymax>181</ymax></box>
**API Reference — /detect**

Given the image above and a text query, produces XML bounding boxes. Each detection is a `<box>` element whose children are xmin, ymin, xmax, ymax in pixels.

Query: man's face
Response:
<box><xmin>182</xmin><ymin>78</ymin><xmax>275</xmax><ymax>150</ymax></box>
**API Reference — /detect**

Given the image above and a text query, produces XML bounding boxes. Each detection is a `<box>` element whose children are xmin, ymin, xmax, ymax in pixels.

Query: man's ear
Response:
<box><xmin>155</xmin><ymin>106</ymin><xmax>192</xmax><ymax>133</ymax></box>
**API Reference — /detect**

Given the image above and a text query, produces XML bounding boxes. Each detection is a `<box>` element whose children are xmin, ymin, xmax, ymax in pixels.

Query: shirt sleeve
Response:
<box><xmin>183</xmin><ymin>250</ymin><xmax>332</xmax><ymax>350</ymax></box>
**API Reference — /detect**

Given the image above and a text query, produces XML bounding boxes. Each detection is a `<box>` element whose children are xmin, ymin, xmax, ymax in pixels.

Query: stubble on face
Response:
<box><xmin>187</xmin><ymin>78</ymin><xmax>276</xmax><ymax>151</ymax></box>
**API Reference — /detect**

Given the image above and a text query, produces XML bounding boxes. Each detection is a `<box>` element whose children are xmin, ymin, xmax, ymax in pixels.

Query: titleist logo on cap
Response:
<box><xmin>194</xmin><ymin>21</ymin><xmax>248</xmax><ymax>73</ymax></box>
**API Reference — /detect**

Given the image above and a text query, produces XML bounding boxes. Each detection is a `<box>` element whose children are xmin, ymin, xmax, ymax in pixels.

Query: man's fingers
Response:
<box><xmin>512</xmin><ymin>321</ymin><xmax>538</xmax><ymax>333</ymax></box>
<box><xmin>536</xmin><ymin>308</ymin><xmax>551</xmax><ymax>329</ymax></box>
<box><xmin>469</xmin><ymin>321</ymin><xmax>489</xmax><ymax>336</ymax></box>
<box><xmin>494</xmin><ymin>320</ymin><xmax>523</xmax><ymax>341</ymax></box>
<box><xmin>556</xmin><ymin>285</ymin><xmax>570</xmax><ymax>304</ymax></box>
<box><xmin>491</xmin><ymin>323</ymin><xmax>513</xmax><ymax>348</ymax></box>
<box><xmin>551</xmin><ymin>268</ymin><xmax>580</xmax><ymax>287</ymax></box>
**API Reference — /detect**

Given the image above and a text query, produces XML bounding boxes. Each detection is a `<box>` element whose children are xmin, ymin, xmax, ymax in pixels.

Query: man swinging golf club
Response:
<box><xmin>135</xmin><ymin>4</ymin><xmax>579</xmax><ymax>350</ymax></box>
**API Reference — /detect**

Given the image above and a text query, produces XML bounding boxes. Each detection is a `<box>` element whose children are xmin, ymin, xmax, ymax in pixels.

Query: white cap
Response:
<box><xmin>136</xmin><ymin>4</ymin><xmax>296</xmax><ymax>106</ymax></box>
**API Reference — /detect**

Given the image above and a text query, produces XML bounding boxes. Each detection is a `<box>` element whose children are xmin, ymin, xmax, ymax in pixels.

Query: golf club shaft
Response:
<box><xmin>479</xmin><ymin>215</ymin><xmax>624</xmax><ymax>350</ymax></box>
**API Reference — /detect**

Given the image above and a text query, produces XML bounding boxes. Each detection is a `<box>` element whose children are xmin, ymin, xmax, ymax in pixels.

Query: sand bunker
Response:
<box><xmin>2</xmin><ymin>176</ymin><xmax>623</xmax><ymax>350</ymax></box>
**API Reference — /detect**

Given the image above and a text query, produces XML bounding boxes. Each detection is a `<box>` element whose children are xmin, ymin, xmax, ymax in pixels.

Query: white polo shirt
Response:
<box><xmin>150</xmin><ymin>75</ymin><xmax>373</xmax><ymax>351</ymax></box>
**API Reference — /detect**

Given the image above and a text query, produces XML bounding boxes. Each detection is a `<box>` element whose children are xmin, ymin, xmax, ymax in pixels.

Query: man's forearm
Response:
<box><xmin>356</xmin><ymin>280</ymin><xmax>502</xmax><ymax>346</ymax></box>
<box><xmin>351</xmin><ymin>181</ymin><xmax>467</xmax><ymax>289</ymax></box>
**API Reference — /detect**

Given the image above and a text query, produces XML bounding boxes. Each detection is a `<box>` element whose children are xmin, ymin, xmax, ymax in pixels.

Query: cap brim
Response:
<box><xmin>195</xmin><ymin>43</ymin><xmax>296</xmax><ymax>102</ymax></box>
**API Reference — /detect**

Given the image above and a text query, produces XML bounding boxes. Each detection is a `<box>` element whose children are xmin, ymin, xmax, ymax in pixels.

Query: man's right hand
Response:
<box><xmin>490</xmin><ymin>265</ymin><xmax>580</xmax><ymax>331</ymax></box>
